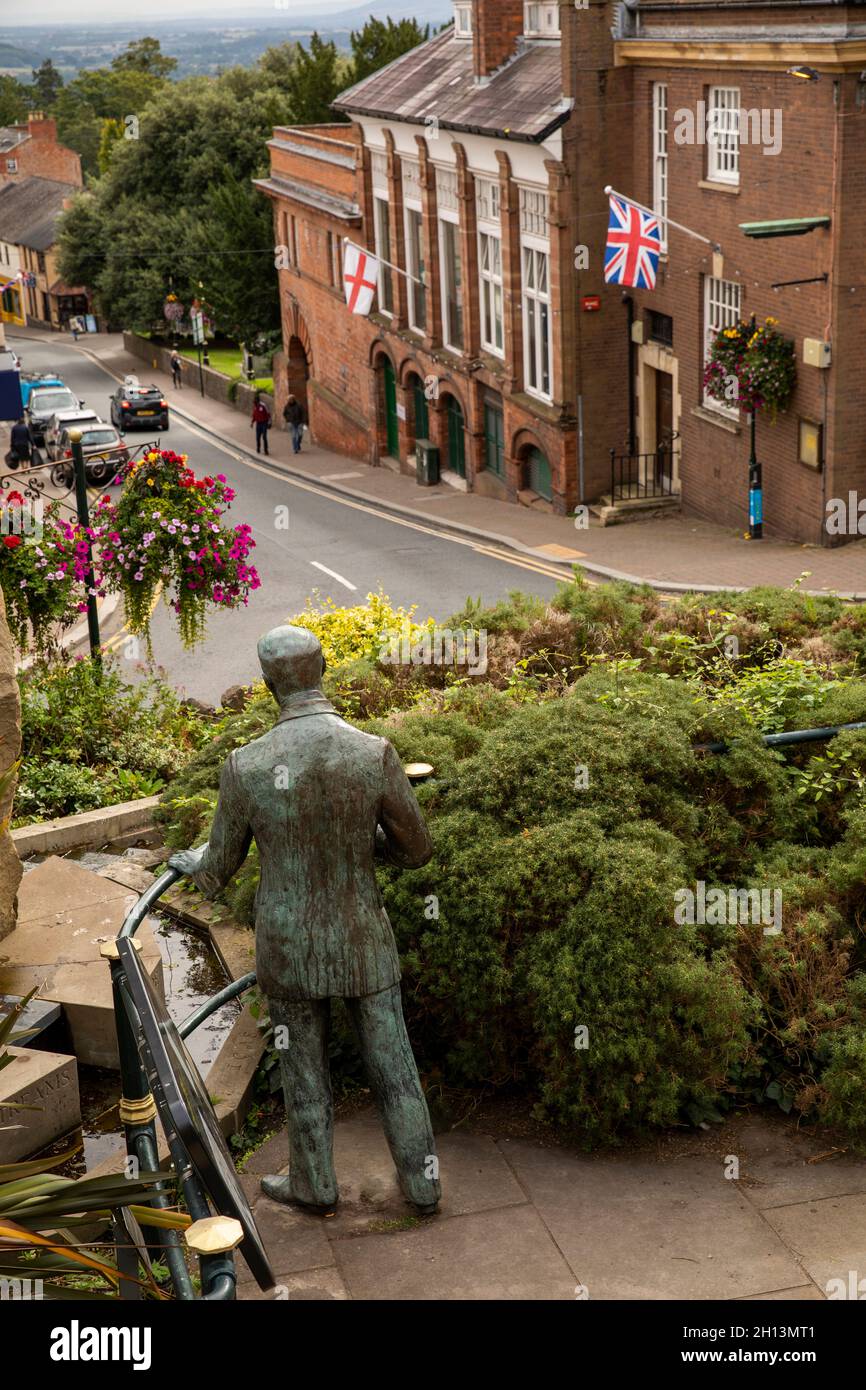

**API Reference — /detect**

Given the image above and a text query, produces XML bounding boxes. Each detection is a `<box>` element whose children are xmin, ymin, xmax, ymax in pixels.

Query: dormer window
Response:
<box><xmin>524</xmin><ymin>2</ymin><xmax>560</xmax><ymax>37</ymax></box>
<box><xmin>454</xmin><ymin>2</ymin><xmax>473</xmax><ymax>37</ymax></box>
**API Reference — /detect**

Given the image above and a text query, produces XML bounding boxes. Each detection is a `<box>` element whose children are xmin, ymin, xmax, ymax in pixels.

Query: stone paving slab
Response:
<box><xmin>0</xmin><ymin>857</ymin><xmax>164</xmax><ymax>1068</ymax></box>
<box><xmin>728</xmin><ymin>1117</ymin><xmax>866</xmax><ymax>1210</ymax></box>
<box><xmin>242</xmin><ymin>1268</ymin><xmax>350</xmax><ymax>1302</ymax></box>
<box><xmin>332</xmin><ymin>1204</ymin><xmax>578</xmax><ymax>1301</ymax></box>
<box><xmin>232</xmin><ymin>1108</ymin><xmax>866</xmax><ymax>1300</ymax></box>
<box><xmin>498</xmin><ymin>1140</ymin><xmax>808</xmax><ymax>1300</ymax></box>
<box><xmin>234</xmin><ymin>1194</ymin><xmax>336</xmax><ymax>1286</ymax></box>
<box><xmin>762</xmin><ymin>1194</ymin><xmax>866</xmax><ymax>1296</ymax></box>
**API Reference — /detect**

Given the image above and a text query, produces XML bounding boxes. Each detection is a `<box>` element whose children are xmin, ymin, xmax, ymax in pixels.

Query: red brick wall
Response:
<box><xmin>623</xmin><ymin>63</ymin><xmax>859</xmax><ymax>542</ymax></box>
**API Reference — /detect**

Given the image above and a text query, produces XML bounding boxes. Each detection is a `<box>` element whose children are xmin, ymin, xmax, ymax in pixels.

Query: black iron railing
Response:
<box><xmin>610</xmin><ymin>432</ymin><xmax>680</xmax><ymax>502</ymax></box>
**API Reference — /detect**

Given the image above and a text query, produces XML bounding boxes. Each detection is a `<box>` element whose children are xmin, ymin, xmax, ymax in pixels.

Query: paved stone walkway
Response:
<box><xmin>11</xmin><ymin>328</ymin><xmax>866</xmax><ymax>598</ymax></box>
<box><xmin>235</xmin><ymin>1108</ymin><xmax>864</xmax><ymax>1301</ymax></box>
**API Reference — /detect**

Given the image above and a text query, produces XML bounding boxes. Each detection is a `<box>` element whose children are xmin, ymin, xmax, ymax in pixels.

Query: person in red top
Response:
<box><xmin>251</xmin><ymin>394</ymin><xmax>272</xmax><ymax>456</ymax></box>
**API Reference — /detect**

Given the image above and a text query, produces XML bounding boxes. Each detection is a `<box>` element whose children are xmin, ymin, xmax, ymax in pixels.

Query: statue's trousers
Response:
<box><xmin>270</xmin><ymin>985</ymin><xmax>441</xmax><ymax>1208</ymax></box>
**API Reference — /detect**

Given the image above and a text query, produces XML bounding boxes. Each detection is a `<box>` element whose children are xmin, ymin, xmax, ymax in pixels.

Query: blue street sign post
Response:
<box><xmin>747</xmin><ymin>316</ymin><xmax>763</xmax><ymax>540</ymax></box>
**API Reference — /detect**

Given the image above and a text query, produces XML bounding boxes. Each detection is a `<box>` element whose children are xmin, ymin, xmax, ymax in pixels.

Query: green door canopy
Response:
<box><xmin>740</xmin><ymin>216</ymin><xmax>830</xmax><ymax>239</ymax></box>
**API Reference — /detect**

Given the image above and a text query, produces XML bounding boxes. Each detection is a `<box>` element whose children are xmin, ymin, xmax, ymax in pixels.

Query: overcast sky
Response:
<box><xmin>2</xmin><ymin>0</ymin><xmax>352</xmax><ymax>23</ymax></box>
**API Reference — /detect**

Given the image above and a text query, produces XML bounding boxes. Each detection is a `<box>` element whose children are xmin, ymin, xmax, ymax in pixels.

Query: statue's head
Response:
<box><xmin>257</xmin><ymin>625</ymin><xmax>326</xmax><ymax>703</ymax></box>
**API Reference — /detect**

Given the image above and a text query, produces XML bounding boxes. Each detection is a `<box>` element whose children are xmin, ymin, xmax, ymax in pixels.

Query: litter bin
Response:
<box><xmin>416</xmin><ymin>440</ymin><xmax>440</xmax><ymax>487</ymax></box>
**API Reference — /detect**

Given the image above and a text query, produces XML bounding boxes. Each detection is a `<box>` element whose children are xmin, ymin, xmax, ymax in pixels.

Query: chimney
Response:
<box><xmin>27</xmin><ymin>114</ymin><xmax>57</xmax><ymax>141</ymax></box>
<box><xmin>472</xmin><ymin>0</ymin><xmax>525</xmax><ymax>81</ymax></box>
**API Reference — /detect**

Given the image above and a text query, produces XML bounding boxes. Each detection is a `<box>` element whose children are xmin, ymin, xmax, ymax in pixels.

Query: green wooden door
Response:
<box><xmin>413</xmin><ymin>379</ymin><xmax>429</xmax><ymax>442</ymax></box>
<box><xmin>527</xmin><ymin>446</ymin><xmax>552</xmax><ymax>500</ymax></box>
<box><xmin>447</xmin><ymin>398</ymin><xmax>466</xmax><ymax>477</ymax></box>
<box><xmin>383</xmin><ymin>360</ymin><xmax>399</xmax><ymax>457</ymax></box>
<box><xmin>484</xmin><ymin>402</ymin><xmax>504</xmax><ymax>476</ymax></box>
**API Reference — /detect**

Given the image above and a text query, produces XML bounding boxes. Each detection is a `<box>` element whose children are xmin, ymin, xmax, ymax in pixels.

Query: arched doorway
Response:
<box><xmin>407</xmin><ymin>372</ymin><xmax>429</xmax><ymax>445</ymax></box>
<box><xmin>444</xmin><ymin>395</ymin><xmax>466</xmax><ymax>477</ymax></box>
<box><xmin>380</xmin><ymin>357</ymin><xmax>399</xmax><ymax>459</ymax></box>
<box><xmin>525</xmin><ymin>446</ymin><xmax>552</xmax><ymax>501</ymax></box>
<box><xmin>287</xmin><ymin>335</ymin><xmax>310</xmax><ymax>417</ymax></box>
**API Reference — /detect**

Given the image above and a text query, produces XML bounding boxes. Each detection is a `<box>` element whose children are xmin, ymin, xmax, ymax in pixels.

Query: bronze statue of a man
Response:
<box><xmin>169</xmin><ymin>626</ymin><xmax>441</xmax><ymax>1215</ymax></box>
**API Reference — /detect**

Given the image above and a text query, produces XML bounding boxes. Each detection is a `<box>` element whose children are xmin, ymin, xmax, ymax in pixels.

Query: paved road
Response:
<box><xmin>10</xmin><ymin>338</ymin><xmax>563</xmax><ymax>702</ymax></box>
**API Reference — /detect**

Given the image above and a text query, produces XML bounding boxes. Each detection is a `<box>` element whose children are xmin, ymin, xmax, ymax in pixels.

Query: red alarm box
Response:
<box><xmin>582</xmin><ymin>296</ymin><xmax>601</xmax><ymax>312</ymax></box>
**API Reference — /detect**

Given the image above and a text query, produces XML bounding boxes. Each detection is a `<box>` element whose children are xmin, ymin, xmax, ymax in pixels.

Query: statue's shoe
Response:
<box><xmin>260</xmin><ymin>1174</ymin><xmax>338</xmax><ymax>1215</ymax></box>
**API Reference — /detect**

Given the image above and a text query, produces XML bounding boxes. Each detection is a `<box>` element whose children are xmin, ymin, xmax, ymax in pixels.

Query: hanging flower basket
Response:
<box><xmin>163</xmin><ymin>293</ymin><xmax>184</xmax><ymax>324</ymax></box>
<box><xmin>0</xmin><ymin>493</ymin><xmax>88</xmax><ymax>654</ymax></box>
<box><xmin>87</xmin><ymin>450</ymin><xmax>261</xmax><ymax>649</ymax></box>
<box><xmin>703</xmin><ymin>317</ymin><xmax>796</xmax><ymax>421</ymax></box>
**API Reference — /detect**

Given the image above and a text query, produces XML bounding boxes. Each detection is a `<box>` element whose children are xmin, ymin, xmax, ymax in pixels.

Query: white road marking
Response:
<box><xmin>310</xmin><ymin>561</ymin><xmax>357</xmax><ymax>591</ymax></box>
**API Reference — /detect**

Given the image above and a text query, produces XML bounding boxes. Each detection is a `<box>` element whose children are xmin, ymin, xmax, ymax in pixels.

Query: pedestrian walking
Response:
<box><xmin>283</xmin><ymin>394</ymin><xmax>306</xmax><ymax>455</ymax></box>
<box><xmin>6</xmin><ymin>417</ymin><xmax>31</xmax><ymax>470</ymax></box>
<box><xmin>170</xmin><ymin>350</ymin><xmax>183</xmax><ymax>389</ymax></box>
<box><xmin>251</xmin><ymin>393</ymin><xmax>272</xmax><ymax>456</ymax></box>
<box><xmin>70</xmin><ymin>317</ymin><xmax>79</xmax><ymax>343</ymax></box>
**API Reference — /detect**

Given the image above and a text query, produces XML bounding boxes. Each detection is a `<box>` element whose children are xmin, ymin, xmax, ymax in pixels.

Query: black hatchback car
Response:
<box><xmin>110</xmin><ymin>376</ymin><xmax>169</xmax><ymax>431</ymax></box>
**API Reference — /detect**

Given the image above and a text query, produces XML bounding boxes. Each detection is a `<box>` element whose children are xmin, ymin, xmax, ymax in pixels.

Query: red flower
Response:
<box><xmin>3</xmin><ymin>535</ymin><xmax>22</xmax><ymax>549</ymax></box>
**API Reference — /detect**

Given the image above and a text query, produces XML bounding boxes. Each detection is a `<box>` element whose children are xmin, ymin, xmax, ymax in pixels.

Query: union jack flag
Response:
<box><xmin>604</xmin><ymin>194</ymin><xmax>661</xmax><ymax>290</ymax></box>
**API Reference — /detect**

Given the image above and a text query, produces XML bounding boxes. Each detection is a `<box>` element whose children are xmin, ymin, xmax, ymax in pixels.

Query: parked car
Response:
<box><xmin>110</xmin><ymin>377</ymin><xmax>169</xmax><ymax>430</ymax></box>
<box><xmin>19</xmin><ymin>373</ymin><xmax>64</xmax><ymax>409</ymax></box>
<box><xmin>44</xmin><ymin>408</ymin><xmax>101</xmax><ymax>461</ymax></box>
<box><xmin>26</xmin><ymin>383</ymin><xmax>84</xmax><ymax>445</ymax></box>
<box><xmin>50</xmin><ymin>423</ymin><xmax>129</xmax><ymax>488</ymax></box>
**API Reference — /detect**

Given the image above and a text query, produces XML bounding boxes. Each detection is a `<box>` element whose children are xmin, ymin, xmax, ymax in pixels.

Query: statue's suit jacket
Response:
<box><xmin>188</xmin><ymin>695</ymin><xmax>433</xmax><ymax>1001</ymax></box>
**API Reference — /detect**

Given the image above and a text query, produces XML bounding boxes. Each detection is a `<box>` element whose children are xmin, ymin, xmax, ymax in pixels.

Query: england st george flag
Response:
<box><xmin>604</xmin><ymin>193</ymin><xmax>662</xmax><ymax>291</ymax></box>
<box><xmin>343</xmin><ymin>242</ymin><xmax>381</xmax><ymax>316</ymax></box>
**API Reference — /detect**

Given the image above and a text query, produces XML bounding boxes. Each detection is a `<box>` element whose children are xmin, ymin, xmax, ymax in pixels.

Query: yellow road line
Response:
<box><xmin>103</xmin><ymin>584</ymin><xmax>163</xmax><ymax>653</ymax></box>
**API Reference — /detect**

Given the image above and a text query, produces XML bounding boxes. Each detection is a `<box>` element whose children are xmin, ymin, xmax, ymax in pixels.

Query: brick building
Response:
<box><xmin>259</xmin><ymin>0</ymin><xmax>866</xmax><ymax>543</ymax></box>
<box><xmin>256</xmin><ymin>3</ymin><xmax>585</xmax><ymax>514</ymax></box>
<box><xmin>0</xmin><ymin>177</ymin><xmax>90</xmax><ymax>330</ymax></box>
<box><xmin>611</xmin><ymin>0</ymin><xmax>866</xmax><ymax>545</ymax></box>
<box><xmin>0</xmin><ymin>115</ymin><xmax>82</xmax><ymax>190</ymax></box>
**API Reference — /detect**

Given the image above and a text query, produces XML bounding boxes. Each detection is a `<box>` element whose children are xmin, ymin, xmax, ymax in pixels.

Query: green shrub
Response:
<box><xmin>155</xmin><ymin>580</ymin><xmax>866</xmax><ymax>1145</ymax></box>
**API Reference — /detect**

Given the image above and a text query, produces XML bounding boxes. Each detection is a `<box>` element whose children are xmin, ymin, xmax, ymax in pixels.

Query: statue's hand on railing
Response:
<box><xmin>168</xmin><ymin>845</ymin><xmax>208</xmax><ymax>877</ymax></box>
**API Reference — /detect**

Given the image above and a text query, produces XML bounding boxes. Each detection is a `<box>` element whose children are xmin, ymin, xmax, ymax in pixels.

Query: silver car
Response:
<box><xmin>44</xmin><ymin>408</ymin><xmax>101</xmax><ymax>461</ymax></box>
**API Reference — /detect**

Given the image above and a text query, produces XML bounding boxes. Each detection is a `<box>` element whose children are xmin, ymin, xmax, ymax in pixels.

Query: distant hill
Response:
<box><xmin>0</xmin><ymin>40</ymin><xmax>40</xmax><ymax>71</ymax></box>
<box><xmin>0</xmin><ymin>6</ymin><xmax>452</xmax><ymax>79</ymax></box>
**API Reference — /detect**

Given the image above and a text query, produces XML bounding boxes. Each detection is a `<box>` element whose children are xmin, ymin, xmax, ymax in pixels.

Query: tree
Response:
<box><xmin>290</xmin><ymin>33</ymin><xmax>346</xmax><ymax>125</ymax></box>
<box><xmin>53</xmin><ymin>86</ymin><xmax>102</xmax><ymax>176</ymax></box>
<box><xmin>111</xmin><ymin>37</ymin><xmax>177</xmax><ymax>80</ymax></box>
<box><xmin>191</xmin><ymin>174</ymin><xmax>281</xmax><ymax>345</ymax></box>
<box><xmin>30</xmin><ymin>58</ymin><xmax>63</xmax><ymax>110</ymax></box>
<box><xmin>0</xmin><ymin>75</ymin><xmax>29</xmax><ymax>126</ymax></box>
<box><xmin>348</xmin><ymin>17</ymin><xmax>430</xmax><ymax>87</ymax></box>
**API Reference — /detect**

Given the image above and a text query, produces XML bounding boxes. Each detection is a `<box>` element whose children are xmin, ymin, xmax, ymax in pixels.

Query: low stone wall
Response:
<box><xmin>11</xmin><ymin>794</ymin><xmax>160</xmax><ymax>858</ymax></box>
<box><xmin>122</xmin><ymin>333</ymin><xmax>273</xmax><ymax>422</ymax></box>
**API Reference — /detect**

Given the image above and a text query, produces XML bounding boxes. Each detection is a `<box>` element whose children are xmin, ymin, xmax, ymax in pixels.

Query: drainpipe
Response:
<box><xmin>577</xmin><ymin>394</ymin><xmax>585</xmax><ymax>504</ymax></box>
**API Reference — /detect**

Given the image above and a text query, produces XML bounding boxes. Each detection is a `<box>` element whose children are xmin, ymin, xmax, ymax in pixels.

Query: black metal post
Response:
<box><xmin>69</xmin><ymin>429</ymin><xmax>101</xmax><ymax>658</ymax></box>
<box><xmin>747</xmin><ymin>315</ymin><xmax>763</xmax><ymax>539</ymax></box>
<box><xmin>197</xmin><ymin>343</ymin><xmax>205</xmax><ymax>398</ymax></box>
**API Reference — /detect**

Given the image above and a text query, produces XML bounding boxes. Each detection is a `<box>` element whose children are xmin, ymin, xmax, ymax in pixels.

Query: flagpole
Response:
<box><xmin>343</xmin><ymin>238</ymin><xmax>424</xmax><ymax>288</ymax></box>
<box><xmin>604</xmin><ymin>186</ymin><xmax>722</xmax><ymax>252</ymax></box>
